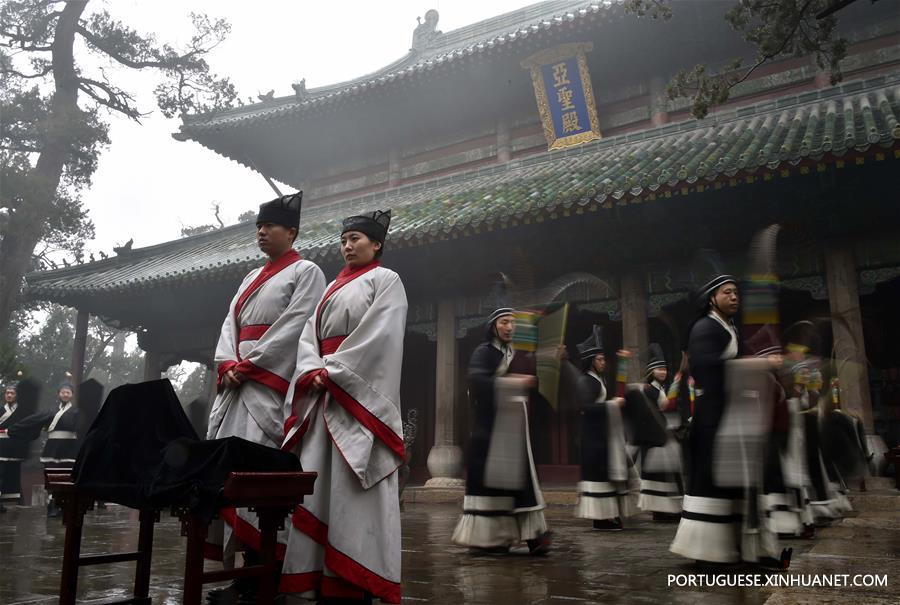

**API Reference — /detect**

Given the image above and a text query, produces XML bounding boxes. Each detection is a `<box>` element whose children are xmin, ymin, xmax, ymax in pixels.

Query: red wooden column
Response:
<box><xmin>70</xmin><ymin>309</ymin><xmax>89</xmax><ymax>389</ymax></box>
<box><xmin>620</xmin><ymin>273</ymin><xmax>649</xmax><ymax>382</ymax></box>
<box><xmin>824</xmin><ymin>244</ymin><xmax>874</xmax><ymax>432</ymax></box>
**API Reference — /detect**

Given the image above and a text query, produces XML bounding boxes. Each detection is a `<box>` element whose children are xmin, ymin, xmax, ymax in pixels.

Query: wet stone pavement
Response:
<box><xmin>0</xmin><ymin>495</ymin><xmax>896</xmax><ymax>605</ymax></box>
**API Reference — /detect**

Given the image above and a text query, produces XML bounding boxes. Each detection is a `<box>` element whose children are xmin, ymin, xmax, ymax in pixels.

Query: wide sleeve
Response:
<box><xmin>213</xmin><ymin>276</ymin><xmax>248</xmax><ymax>387</ymax></box>
<box><xmin>7</xmin><ymin>410</ymin><xmax>54</xmax><ymax>441</ymax></box>
<box><xmin>288</xmin><ymin>270</ymin><xmax>409</xmax><ymax>490</ymax></box>
<box><xmin>237</xmin><ymin>262</ymin><xmax>327</xmax><ymax>394</ymax></box>
<box><xmin>282</xmin><ymin>311</ymin><xmax>328</xmax><ymax>445</ymax></box>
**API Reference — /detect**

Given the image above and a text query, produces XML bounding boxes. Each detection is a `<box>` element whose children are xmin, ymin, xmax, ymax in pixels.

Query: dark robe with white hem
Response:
<box><xmin>453</xmin><ymin>339</ymin><xmax>548</xmax><ymax>548</ymax></box>
<box><xmin>670</xmin><ymin>313</ymin><xmax>743</xmax><ymax>563</ymax></box>
<box><xmin>0</xmin><ymin>402</ymin><xmax>29</xmax><ymax>502</ymax></box>
<box><xmin>575</xmin><ymin>370</ymin><xmax>634</xmax><ymax>521</ymax></box>
<box><xmin>637</xmin><ymin>380</ymin><xmax>684</xmax><ymax>515</ymax></box>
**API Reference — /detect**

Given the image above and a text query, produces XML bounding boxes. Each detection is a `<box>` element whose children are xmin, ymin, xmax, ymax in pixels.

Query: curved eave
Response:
<box><xmin>176</xmin><ymin>3</ymin><xmax>617</xmax><ymax>137</ymax></box>
<box><xmin>29</xmin><ymin>77</ymin><xmax>900</xmax><ymax>302</ymax></box>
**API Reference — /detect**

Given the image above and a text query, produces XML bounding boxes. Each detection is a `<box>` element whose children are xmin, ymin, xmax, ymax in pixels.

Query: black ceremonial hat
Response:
<box><xmin>577</xmin><ymin>325</ymin><xmax>604</xmax><ymax>360</ymax></box>
<box><xmin>257</xmin><ymin>192</ymin><xmax>302</xmax><ymax>229</ymax></box>
<box><xmin>341</xmin><ymin>209</ymin><xmax>391</xmax><ymax>243</ymax></box>
<box><xmin>645</xmin><ymin>343</ymin><xmax>667</xmax><ymax>373</ymax></box>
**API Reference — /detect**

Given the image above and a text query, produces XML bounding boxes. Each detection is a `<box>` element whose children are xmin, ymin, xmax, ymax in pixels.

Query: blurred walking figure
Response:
<box><xmin>572</xmin><ymin>326</ymin><xmax>632</xmax><ymax>531</ymax></box>
<box><xmin>750</xmin><ymin>327</ymin><xmax>805</xmax><ymax>538</ymax></box>
<box><xmin>670</xmin><ymin>274</ymin><xmax>743</xmax><ymax>563</ymax></box>
<box><xmin>637</xmin><ymin>343</ymin><xmax>683</xmax><ymax>522</ymax></box>
<box><xmin>452</xmin><ymin>307</ymin><xmax>552</xmax><ymax>555</ymax></box>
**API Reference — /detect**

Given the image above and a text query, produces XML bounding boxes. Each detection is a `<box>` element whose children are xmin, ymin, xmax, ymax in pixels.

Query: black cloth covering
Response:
<box><xmin>72</xmin><ymin>379</ymin><xmax>301</xmax><ymax>521</ymax></box>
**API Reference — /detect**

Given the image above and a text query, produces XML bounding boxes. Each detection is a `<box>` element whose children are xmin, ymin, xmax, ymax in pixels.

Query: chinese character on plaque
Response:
<box><xmin>521</xmin><ymin>43</ymin><xmax>602</xmax><ymax>150</ymax></box>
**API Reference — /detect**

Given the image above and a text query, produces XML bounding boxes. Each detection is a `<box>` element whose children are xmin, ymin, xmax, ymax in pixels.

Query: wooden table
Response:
<box><xmin>45</xmin><ymin>469</ymin><xmax>316</xmax><ymax>605</ymax></box>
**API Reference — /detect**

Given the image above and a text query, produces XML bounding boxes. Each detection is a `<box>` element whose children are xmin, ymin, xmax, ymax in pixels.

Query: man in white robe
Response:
<box><xmin>205</xmin><ymin>193</ymin><xmax>325</xmax><ymax>591</ymax></box>
<box><xmin>280</xmin><ymin>210</ymin><xmax>407</xmax><ymax>604</ymax></box>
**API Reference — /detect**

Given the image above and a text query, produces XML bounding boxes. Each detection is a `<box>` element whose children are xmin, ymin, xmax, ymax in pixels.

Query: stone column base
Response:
<box><xmin>867</xmin><ymin>434</ymin><xmax>889</xmax><ymax>476</ymax></box>
<box><xmin>425</xmin><ymin>444</ymin><xmax>464</xmax><ymax>488</ymax></box>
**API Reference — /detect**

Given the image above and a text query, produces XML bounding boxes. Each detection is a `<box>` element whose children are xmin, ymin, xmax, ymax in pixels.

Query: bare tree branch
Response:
<box><xmin>76</xmin><ymin>76</ymin><xmax>141</xmax><ymax>120</ymax></box>
<box><xmin>0</xmin><ymin>63</ymin><xmax>53</xmax><ymax>78</ymax></box>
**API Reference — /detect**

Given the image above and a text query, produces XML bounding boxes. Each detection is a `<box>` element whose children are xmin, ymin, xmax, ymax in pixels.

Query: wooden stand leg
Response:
<box><xmin>183</xmin><ymin>514</ymin><xmax>208</xmax><ymax>605</ymax></box>
<box><xmin>59</xmin><ymin>497</ymin><xmax>86</xmax><ymax>605</ymax></box>
<box><xmin>134</xmin><ymin>509</ymin><xmax>155</xmax><ymax>600</ymax></box>
<box><xmin>256</xmin><ymin>510</ymin><xmax>279</xmax><ymax>605</ymax></box>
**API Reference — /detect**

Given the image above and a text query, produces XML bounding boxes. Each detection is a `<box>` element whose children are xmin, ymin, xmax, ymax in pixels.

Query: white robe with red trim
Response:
<box><xmin>208</xmin><ymin>255</ymin><xmax>325</xmax><ymax>445</ymax></box>
<box><xmin>206</xmin><ymin>252</ymin><xmax>325</xmax><ymax>562</ymax></box>
<box><xmin>280</xmin><ymin>263</ymin><xmax>407</xmax><ymax>604</ymax></box>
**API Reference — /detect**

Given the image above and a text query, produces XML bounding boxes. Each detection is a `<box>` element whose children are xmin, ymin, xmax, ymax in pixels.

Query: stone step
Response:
<box><xmin>847</xmin><ymin>492</ymin><xmax>899</xmax><ymax>513</ymax></box>
<box><xmin>863</xmin><ymin>476</ymin><xmax>897</xmax><ymax>490</ymax></box>
<box><xmin>404</xmin><ymin>486</ymin><xmax>580</xmax><ymax>506</ymax></box>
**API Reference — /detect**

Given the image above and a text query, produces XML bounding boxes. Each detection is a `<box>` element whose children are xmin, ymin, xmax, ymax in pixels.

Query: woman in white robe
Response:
<box><xmin>280</xmin><ymin>210</ymin><xmax>407</xmax><ymax>604</ymax></box>
<box><xmin>205</xmin><ymin>193</ymin><xmax>325</xmax><ymax>571</ymax></box>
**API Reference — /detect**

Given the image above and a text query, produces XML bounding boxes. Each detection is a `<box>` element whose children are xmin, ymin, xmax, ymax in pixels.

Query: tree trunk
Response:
<box><xmin>0</xmin><ymin>0</ymin><xmax>88</xmax><ymax>344</ymax></box>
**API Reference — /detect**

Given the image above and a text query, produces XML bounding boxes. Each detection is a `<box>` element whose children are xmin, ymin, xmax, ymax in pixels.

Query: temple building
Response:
<box><xmin>26</xmin><ymin>1</ymin><xmax>900</xmax><ymax>483</ymax></box>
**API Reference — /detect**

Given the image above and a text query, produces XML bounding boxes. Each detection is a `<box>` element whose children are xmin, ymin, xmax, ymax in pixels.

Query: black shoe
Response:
<box><xmin>468</xmin><ymin>546</ymin><xmax>510</xmax><ymax>556</ymax></box>
<box><xmin>593</xmin><ymin>518</ymin><xmax>623</xmax><ymax>531</ymax></box>
<box><xmin>0</xmin><ymin>503</ymin><xmax>6</xmax><ymax>513</ymax></box>
<box><xmin>527</xmin><ymin>531</ymin><xmax>553</xmax><ymax>555</ymax></box>
<box><xmin>206</xmin><ymin>582</ymin><xmax>241</xmax><ymax>604</ymax></box>
<box><xmin>207</xmin><ymin>578</ymin><xmax>258</xmax><ymax>604</ymax></box>
<box><xmin>759</xmin><ymin>548</ymin><xmax>793</xmax><ymax>571</ymax></box>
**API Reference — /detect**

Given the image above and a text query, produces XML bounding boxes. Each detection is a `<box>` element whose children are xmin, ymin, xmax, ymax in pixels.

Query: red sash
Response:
<box><xmin>319</xmin><ymin>336</ymin><xmax>347</xmax><ymax>356</ymax></box>
<box><xmin>238</xmin><ymin>324</ymin><xmax>270</xmax><ymax>342</ymax></box>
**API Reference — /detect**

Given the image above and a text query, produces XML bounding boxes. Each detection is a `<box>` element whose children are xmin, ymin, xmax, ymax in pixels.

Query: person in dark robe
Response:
<box><xmin>670</xmin><ymin>274</ymin><xmax>744</xmax><ymax>563</ymax></box>
<box><xmin>9</xmin><ymin>379</ymin><xmax>81</xmax><ymax>517</ymax></box>
<box><xmin>0</xmin><ymin>379</ymin><xmax>34</xmax><ymax>511</ymax></box>
<box><xmin>572</xmin><ymin>325</ymin><xmax>632</xmax><ymax>531</ymax></box>
<box><xmin>819</xmin><ymin>376</ymin><xmax>867</xmax><ymax>516</ymax></box>
<box><xmin>637</xmin><ymin>343</ymin><xmax>684</xmax><ymax>522</ymax></box>
<box><xmin>452</xmin><ymin>307</ymin><xmax>552</xmax><ymax>555</ymax></box>
<box><xmin>750</xmin><ymin>327</ymin><xmax>805</xmax><ymax>538</ymax></box>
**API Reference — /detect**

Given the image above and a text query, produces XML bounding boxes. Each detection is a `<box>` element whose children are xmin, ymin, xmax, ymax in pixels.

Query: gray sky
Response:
<box><xmin>82</xmin><ymin>0</ymin><xmax>535</xmax><ymax>255</ymax></box>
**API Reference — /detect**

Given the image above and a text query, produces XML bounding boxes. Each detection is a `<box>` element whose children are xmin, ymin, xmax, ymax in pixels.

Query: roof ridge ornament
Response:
<box><xmin>292</xmin><ymin>79</ymin><xmax>309</xmax><ymax>102</ymax></box>
<box><xmin>411</xmin><ymin>9</ymin><xmax>441</xmax><ymax>53</ymax></box>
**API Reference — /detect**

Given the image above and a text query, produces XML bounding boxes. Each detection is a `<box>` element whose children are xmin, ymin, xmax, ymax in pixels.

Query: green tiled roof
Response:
<box><xmin>26</xmin><ymin>76</ymin><xmax>900</xmax><ymax>300</ymax></box>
